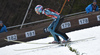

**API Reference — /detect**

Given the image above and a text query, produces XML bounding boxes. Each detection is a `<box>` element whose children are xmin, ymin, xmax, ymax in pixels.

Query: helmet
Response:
<box><xmin>35</xmin><ymin>5</ymin><xmax>43</xmax><ymax>15</ymax></box>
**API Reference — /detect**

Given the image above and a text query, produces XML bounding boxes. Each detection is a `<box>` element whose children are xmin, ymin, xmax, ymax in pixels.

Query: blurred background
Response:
<box><xmin>0</xmin><ymin>0</ymin><xmax>100</xmax><ymax>27</ymax></box>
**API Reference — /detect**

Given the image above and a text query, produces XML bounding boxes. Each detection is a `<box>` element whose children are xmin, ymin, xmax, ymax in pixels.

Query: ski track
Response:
<box><xmin>0</xmin><ymin>26</ymin><xmax>100</xmax><ymax>55</ymax></box>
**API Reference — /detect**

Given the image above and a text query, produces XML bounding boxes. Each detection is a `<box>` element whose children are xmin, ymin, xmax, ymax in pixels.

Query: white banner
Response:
<box><xmin>25</xmin><ymin>30</ymin><xmax>35</xmax><ymax>38</ymax></box>
<box><xmin>44</xmin><ymin>27</ymin><xmax>49</xmax><ymax>33</ymax></box>
<box><xmin>7</xmin><ymin>34</ymin><xmax>17</xmax><ymax>41</ymax></box>
<box><xmin>79</xmin><ymin>18</ymin><xmax>89</xmax><ymax>25</ymax></box>
<box><xmin>61</xmin><ymin>22</ymin><xmax>71</xmax><ymax>29</ymax></box>
<box><xmin>97</xmin><ymin>15</ymin><xmax>100</xmax><ymax>21</ymax></box>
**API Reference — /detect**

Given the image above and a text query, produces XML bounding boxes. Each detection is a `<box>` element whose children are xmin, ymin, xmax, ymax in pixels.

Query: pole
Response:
<box><xmin>60</xmin><ymin>0</ymin><xmax>69</xmax><ymax>14</ymax></box>
<box><xmin>20</xmin><ymin>0</ymin><xmax>33</xmax><ymax>29</ymax></box>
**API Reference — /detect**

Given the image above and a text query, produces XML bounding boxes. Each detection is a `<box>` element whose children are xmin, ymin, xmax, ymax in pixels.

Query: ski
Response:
<box><xmin>60</xmin><ymin>37</ymin><xmax>95</xmax><ymax>46</ymax></box>
<box><xmin>14</xmin><ymin>37</ymin><xmax>95</xmax><ymax>51</ymax></box>
<box><xmin>14</xmin><ymin>44</ymin><xmax>61</xmax><ymax>51</ymax></box>
<box><xmin>4</xmin><ymin>39</ymin><xmax>49</xmax><ymax>44</ymax></box>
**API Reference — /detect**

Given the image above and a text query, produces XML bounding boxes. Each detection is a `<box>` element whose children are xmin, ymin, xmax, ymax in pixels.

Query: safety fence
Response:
<box><xmin>6</xmin><ymin>11</ymin><xmax>86</xmax><ymax>29</ymax></box>
<box><xmin>0</xmin><ymin>11</ymin><xmax>100</xmax><ymax>47</ymax></box>
<box><xmin>7</xmin><ymin>8</ymin><xmax>100</xmax><ymax>29</ymax></box>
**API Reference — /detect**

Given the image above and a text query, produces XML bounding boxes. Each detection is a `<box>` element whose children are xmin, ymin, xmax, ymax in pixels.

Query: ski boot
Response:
<box><xmin>62</xmin><ymin>38</ymin><xmax>71</xmax><ymax>43</ymax></box>
<box><xmin>49</xmin><ymin>41</ymin><xmax>60</xmax><ymax>44</ymax></box>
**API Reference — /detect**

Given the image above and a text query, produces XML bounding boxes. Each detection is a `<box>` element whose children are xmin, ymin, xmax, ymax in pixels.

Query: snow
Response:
<box><xmin>0</xmin><ymin>26</ymin><xmax>100</xmax><ymax>55</ymax></box>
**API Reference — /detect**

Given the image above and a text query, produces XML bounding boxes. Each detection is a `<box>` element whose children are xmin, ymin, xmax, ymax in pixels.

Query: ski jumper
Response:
<box><xmin>42</xmin><ymin>8</ymin><xmax>69</xmax><ymax>42</ymax></box>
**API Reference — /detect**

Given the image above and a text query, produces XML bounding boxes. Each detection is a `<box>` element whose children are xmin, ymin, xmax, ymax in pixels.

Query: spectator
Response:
<box><xmin>85</xmin><ymin>0</ymin><xmax>99</xmax><ymax>13</ymax></box>
<box><xmin>0</xmin><ymin>21</ymin><xmax>7</xmax><ymax>33</ymax></box>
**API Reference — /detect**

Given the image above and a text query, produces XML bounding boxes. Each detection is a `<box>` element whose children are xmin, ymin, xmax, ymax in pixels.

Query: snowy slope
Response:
<box><xmin>0</xmin><ymin>26</ymin><xmax>100</xmax><ymax>55</ymax></box>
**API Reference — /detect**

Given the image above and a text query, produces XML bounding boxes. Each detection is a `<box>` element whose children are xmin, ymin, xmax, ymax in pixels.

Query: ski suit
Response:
<box><xmin>42</xmin><ymin>8</ymin><xmax>69</xmax><ymax>42</ymax></box>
